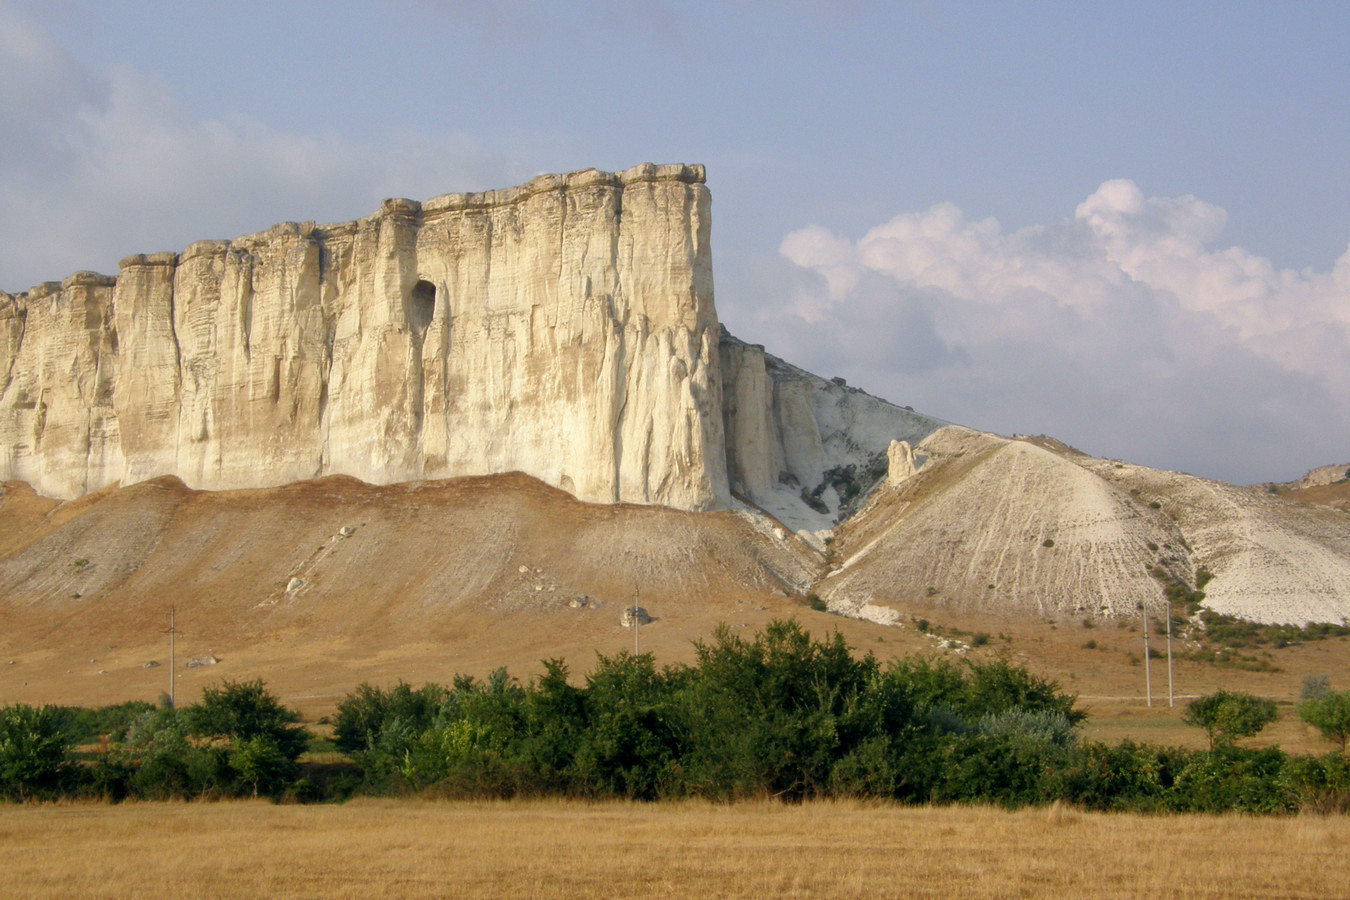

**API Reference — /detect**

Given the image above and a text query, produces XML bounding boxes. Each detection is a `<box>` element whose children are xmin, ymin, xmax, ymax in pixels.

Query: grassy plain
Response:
<box><xmin>1</xmin><ymin>799</ymin><xmax>1346</xmax><ymax>899</ymax></box>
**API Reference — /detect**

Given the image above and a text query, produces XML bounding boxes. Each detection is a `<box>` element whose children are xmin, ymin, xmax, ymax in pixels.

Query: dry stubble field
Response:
<box><xmin>1</xmin><ymin>799</ymin><xmax>1346</xmax><ymax>899</ymax></box>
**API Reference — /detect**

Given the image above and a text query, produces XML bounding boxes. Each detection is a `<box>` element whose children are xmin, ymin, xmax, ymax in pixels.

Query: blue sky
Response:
<box><xmin>3</xmin><ymin>1</ymin><xmax>1348</xmax><ymax>483</ymax></box>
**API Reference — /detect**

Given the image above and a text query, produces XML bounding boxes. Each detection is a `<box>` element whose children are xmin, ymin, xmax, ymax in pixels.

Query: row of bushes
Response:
<box><xmin>4</xmin><ymin>619</ymin><xmax>1349</xmax><ymax>809</ymax></box>
<box><xmin>1</xmin><ymin>680</ymin><xmax>309</xmax><ymax>801</ymax></box>
<box><xmin>327</xmin><ymin>621</ymin><xmax>1350</xmax><ymax>811</ymax></box>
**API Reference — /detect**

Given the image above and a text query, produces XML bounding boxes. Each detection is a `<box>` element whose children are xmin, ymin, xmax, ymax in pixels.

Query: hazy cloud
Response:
<box><xmin>763</xmin><ymin>183</ymin><xmax>1350</xmax><ymax>483</ymax></box>
<box><xmin>0</xmin><ymin>8</ymin><xmax>526</xmax><ymax>292</ymax></box>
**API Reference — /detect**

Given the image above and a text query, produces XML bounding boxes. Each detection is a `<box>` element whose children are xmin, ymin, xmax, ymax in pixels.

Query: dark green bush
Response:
<box><xmin>1286</xmin><ymin>752</ymin><xmax>1350</xmax><ymax>813</ymax></box>
<box><xmin>333</xmin><ymin>680</ymin><xmax>449</xmax><ymax>755</ymax></box>
<box><xmin>0</xmin><ymin>705</ymin><xmax>71</xmax><ymax>801</ymax></box>
<box><xmin>1171</xmin><ymin>744</ymin><xmax>1296</xmax><ymax>813</ymax></box>
<box><xmin>49</xmin><ymin>701</ymin><xmax>155</xmax><ymax>745</ymax></box>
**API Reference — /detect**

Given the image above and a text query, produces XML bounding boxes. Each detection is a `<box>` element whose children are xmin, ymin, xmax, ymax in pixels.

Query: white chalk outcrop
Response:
<box><xmin>719</xmin><ymin>334</ymin><xmax>946</xmax><ymax>534</ymax></box>
<box><xmin>1080</xmin><ymin>458</ymin><xmax>1350</xmax><ymax>625</ymax></box>
<box><xmin>822</xmin><ymin>427</ymin><xmax>1178</xmax><ymax>619</ymax></box>
<box><xmin>819</xmin><ymin>427</ymin><xmax>1350</xmax><ymax>624</ymax></box>
<box><xmin>1</xmin><ymin>164</ymin><xmax>729</xmax><ymax>510</ymax></box>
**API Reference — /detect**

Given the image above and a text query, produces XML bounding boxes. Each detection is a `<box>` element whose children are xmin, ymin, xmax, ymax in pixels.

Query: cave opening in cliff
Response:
<box><xmin>409</xmin><ymin>279</ymin><xmax>435</xmax><ymax>338</ymax></box>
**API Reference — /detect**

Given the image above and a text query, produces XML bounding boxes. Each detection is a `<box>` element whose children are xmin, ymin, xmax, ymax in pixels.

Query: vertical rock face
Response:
<box><xmin>0</xmin><ymin>273</ymin><xmax>122</xmax><ymax>500</ymax></box>
<box><xmin>0</xmin><ymin>164</ymin><xmax>730</xmax><ymax>510</ymax></box>
<box><xmin>719</xmin><ymin>331</ymin><xmax>947</xmax><ymax>534</ymax></box>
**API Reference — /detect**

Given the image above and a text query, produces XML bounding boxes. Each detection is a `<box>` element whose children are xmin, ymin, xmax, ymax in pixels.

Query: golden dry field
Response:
<box><xmin>1</xmin><ymin>799</ymin><xmax>1346</xmax><ymax>899</ymax></box>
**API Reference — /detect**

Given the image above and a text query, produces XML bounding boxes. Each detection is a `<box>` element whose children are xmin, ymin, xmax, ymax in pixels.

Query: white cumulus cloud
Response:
<box><xmin>760</xmin><ymin>182</ymin><xmax>1350</xmax><ymax>484</ymax></box>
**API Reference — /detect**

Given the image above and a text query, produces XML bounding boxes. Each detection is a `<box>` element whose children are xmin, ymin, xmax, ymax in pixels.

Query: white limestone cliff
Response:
<box><xmin>719</xmin><ymin>331</ymin><xmax>947</xmax><ymax>534</ymax></box>
<box><xmin>2</xmin><ymin>164</ymin><xmax>731</xmax><ymax>511</ymax></box>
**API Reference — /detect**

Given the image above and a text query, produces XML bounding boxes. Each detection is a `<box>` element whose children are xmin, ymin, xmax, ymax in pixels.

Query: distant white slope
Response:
<box><xmin>819</xmin><ymin>426</ymin><xmax>1350</xmax><ymax>625</ymax></box>
<box><xmin>1082</xmin><ymin>458</ymin><xmax>1350</xmax><ymax>625</ymax></box>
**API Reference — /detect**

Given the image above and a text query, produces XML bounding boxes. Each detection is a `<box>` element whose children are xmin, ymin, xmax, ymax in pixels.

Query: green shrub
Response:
<box><xmin>1171</xmin><ymin>744</ymin><xmax>1296</xmax><ymax>813</ymax></box>
<box><xmin>333</xmin><ymin>680</ymin><xmax>449</xmax><ymax>755</ymax></box>
<box><xmin>1059</xmin><ymin>740</ymin><xmax>1189</xmax><ymax>812</ymax></box>
<box><xmin>116</xmin><ymin>708</ymin><xmax>223</xmax><ymax>799</ymax></box>
<box><xmin>1297</xmin><ymin>690</ymin><xmax>1350</xmax><ymax>753</ymax></box>
<box><xmin>0</xmin><ymin>705</ymin><xmax>71</xmax><ymax>801</ymax></box>
<box><xmin>976</xmin><ymin>707</ymin><xmax>1075</xmax><ymax>748</ymax></box>
<box><xmin>1286</xmin><ymin>752</ymin><xmax>1350</xmax><ymax>813</ymax></box>
<box><xmin>49</xmin><ymin>701</ymin><xmax>155</xmax><ymax>745</ymax></box>
<box><xmin>1182</xmin><ymin>690</ymin><xmax>1277</xmax><ymax>750</ymax></box>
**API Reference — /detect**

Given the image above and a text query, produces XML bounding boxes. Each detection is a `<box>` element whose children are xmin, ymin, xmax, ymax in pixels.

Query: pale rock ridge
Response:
<box><xmin>822</xmin><ymin>427</ymin><xmax>1350</xmax><ymax>625</ymax></box>
<box><xmin>719</xmin><ymin>331</ymin><xmax>947</xmax><ymax>535</ymax></box>
<box><xmin>1</xmin><ymin>164</ymin><xmax>730</xmax><ymax>510</ymax></box>
<box><xmin>822</xmin><ymin>426</ymin><xmax>1188</xmax><ymax>620</ymax></box>
<box><xmin>1299</xmin><ymin>463</ymin><xmax>1350</xmax><ymax>489</ymax></box>
<box><xmin>1081</xmin><ymin>458</ymin><xmax>1350</xmax><ymax>625</ymax></box>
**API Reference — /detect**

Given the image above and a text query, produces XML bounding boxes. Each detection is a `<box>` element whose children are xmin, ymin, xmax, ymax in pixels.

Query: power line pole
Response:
<box><xmin>1166</xmin><ymin>604</ymin><xmax>1174</xmax><ymax>708</ymax></box>
<box><xmin>1143</xmin><ymin>603</ymin><xmax>1152</xmax><ymax>708</ymax></box>
<box><xmin>162</xmin><ymin>605</ymin><xmax>177</xmax><ymax>709</ymax></box>
<box><xmin>633</xmin><ymin>588</ymin><xmax>640</xmax><ymax>656</ymax></box>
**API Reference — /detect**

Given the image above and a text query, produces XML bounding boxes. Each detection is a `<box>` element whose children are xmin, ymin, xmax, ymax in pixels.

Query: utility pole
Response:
<box><xmin>633</xmin><ymin>588</ymin><xmax>640</xmax><ymax>656</ymax></box>
<box><xmin>1166</xmin><ymin>605</ymin><xmax>1174</xmax><ymax>708</ymax></box>
<box><xmin>164</xmin><ymin>606</ymin><xmax>177</xmax><ymax>709</ymax></box>
<box><xmin>1143</xmin><ymin>604</ymin><xmax>1152</xmax><ymax>708</ymax></box>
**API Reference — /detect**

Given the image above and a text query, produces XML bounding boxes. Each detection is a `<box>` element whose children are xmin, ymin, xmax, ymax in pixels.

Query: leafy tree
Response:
<box><xmin>332</xmin><ymin>681</ymin><xmax>448</xmax><ymax>755</ymax></box>
<box><xmin>888</xmin><ymin>656</ymin><xmax>1082</xmax><ymax>724</ymax></box>
<box><xmin>680</xmin><ymin>620</ymin><xmax>881</xmax><ymax>800</ymax></box>
<box><xmin>116</xmin><ymin>708</ymin><xmax>230</xmax><ymax>799</ymax></box>
<box><xmin>187</xmin><ymin>679</ymin><xmax>308</xmax><ymax>762</ymax></box>
<box><xmin>182</xmin><ymin>679</ymin><xmax>308</xmax><ymax>797</ymax></box>
<box><xmin>1297</xmin><ymin>690</ymin><xmax>1350</xmax><ymax>753</ymax></box>
<box><xmin>0</xmin><ymin>705</ymin><xmax>70</xmax><ymax>801</ymax></box>
<box><xmin>1182</xmin><ymin>690</ymin><xmax>1277</xmax><ymax>750</ymax></box>
<box><xmin>571</xmin><ymin>652</ymin><xmax>686</xmax><ymax>799</ymax></box>
<box><xmin>230</xmin><ymin>735</ymin><xmax>297</xmax><ymax>797</ymax></box>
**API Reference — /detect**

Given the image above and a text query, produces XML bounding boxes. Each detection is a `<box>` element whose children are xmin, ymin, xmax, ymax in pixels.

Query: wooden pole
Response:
<box><xmin>169</xmin><ymin>606</ymin><xmax>176</xmax><ymax>710</ymax></box>
<box><xmin>1167</xmin><ymin>606</ymin><xmax>1174</xmax><ymax>708</ymax></box>
<box><xmin>1143</xmin><ymin>604</ymin><xmax>1152</xmax><ymax>708</ymax></box>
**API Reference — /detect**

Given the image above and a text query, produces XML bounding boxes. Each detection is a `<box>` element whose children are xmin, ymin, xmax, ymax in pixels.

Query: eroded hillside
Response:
<box><xmin>818</xmin><ymin>427</ymin><xmax>1350</xmax><ymax>626</ymax></box>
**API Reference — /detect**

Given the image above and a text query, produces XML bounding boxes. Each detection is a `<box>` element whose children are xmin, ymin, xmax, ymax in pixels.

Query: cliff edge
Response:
<box><xmin>0</xmin><ymin>164</ymin><xmax>730</xmax><ymax>510</ymax></box>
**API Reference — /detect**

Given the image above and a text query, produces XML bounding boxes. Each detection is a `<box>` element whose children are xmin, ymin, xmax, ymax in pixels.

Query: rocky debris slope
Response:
<box><xmin>1081</xmin><ymin>459</ymin><xmax>1350</xmax><ymax>625</ymax></box>
<box><xmin>1</xmin><ymin>164</ymin><xmax>729</xmax><ymax>511</ymax></box>
<box><xmin>0</xmin><ymin>472</ymin><xmax>818</xmax><ymax>636</ymax></box>
<box><xmin>719</xmin><ymin>331</ymin><xmax>947</xmax><ymax>539</ymax></box>
<box><xmin>818</xmin><ymin>427</ymin><xmax>1350</xmax><ymax>625</ymax></box>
